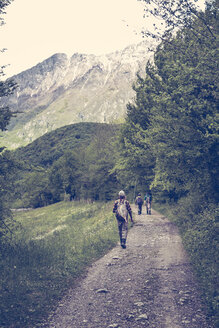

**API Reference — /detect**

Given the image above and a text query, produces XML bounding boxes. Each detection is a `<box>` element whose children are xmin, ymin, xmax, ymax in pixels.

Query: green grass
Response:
<box><xmin>0</xmin><ymin>201</ymin><xmax>119</xmax><ymax>327</ymax></box>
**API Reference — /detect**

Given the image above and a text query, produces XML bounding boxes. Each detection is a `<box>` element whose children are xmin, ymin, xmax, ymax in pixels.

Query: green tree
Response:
<box><xmin>19</xmin><ymin>171</ymin><xmax>53</xmax><ymax>208</ymax></box>
<box><xmin>0</xmin><ymin>150</ymin><xmax>18</xmax><ymax>240</ymax></box>
<box><xmin>141</xmin><ymin>0</ymin><xmax>216</xmax><ymax>44</ymax></box>
<box><xmin>0</xmin><ymin>0</ymin><xmax>17</xmax><ymax>133</ymax></box>
<box><xmin>113</xmin><ymin>118</ymin><xmax>155</xmax><ymax>198</ymax></box>
<box><xmin>0</xmin><ymin>0</ymin><xmax>18</xmax><ymax>243</ymax></box>
<box><xmin>48</xmin><ymin>151</ymin><xmax>81</xmax><ymax>201</ymax></box>
<box><xmin>121</xmin><ymin>3</ymin><xmax>218</xmax><ymax>321</ymax></box>
<box><xmin>121</xmin><ymin>0</ymin><xmax>218</xmax><ymax>202</ymax></box>
<box><xmin>82</xmin><ymin>125</ymin><xmax>119</xmax><ymax>201</ymax></box>
<box><xmin>150</xmin><ymin>4</ymin><xmax>218</xmax><ymax>200</ymax></box>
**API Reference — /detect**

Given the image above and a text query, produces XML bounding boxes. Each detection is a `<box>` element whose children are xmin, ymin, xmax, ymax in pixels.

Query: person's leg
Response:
<box><xmin>121</xmin><ymin>221</ymin><xmax>128</xmax><ymax>248</ymax></box>
<box><xmin>117</xmin><ymin>221</ymin><xmax>123</xmax><ymax>245</ymax></box>
<box><xmin>139</xmin><ymin>204</ymin><xmax>142</xmax><ymax>214</ymax></box>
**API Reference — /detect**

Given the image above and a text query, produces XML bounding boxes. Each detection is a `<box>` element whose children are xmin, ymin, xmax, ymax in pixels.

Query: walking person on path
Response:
<box><xmin>144</xmin><ymin>191</ymin><xmax>152</xmax><ymax>215</ymax></box>
<box><xmin>113</xmin><ymin>190</ymin><xmax>133</xmax><ymax>249</ymax></box>
<box><xmin>135</xmin><ymin>193</ymin><xmax>144</xmax><ymax>215</ymax></box>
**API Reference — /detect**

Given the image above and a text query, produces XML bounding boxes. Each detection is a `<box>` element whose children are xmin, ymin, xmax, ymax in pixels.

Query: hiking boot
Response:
<box><xmin>121</xmin><ymin>239</ymin><xmax>126</xmax><ymax>248</ymax></box>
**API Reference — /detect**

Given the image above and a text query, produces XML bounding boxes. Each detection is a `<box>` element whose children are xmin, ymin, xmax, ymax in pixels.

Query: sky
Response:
<box><xmin>0</xmin><ymin>0</ymin><xmax>206</xmax><ymax>78</ymax></box>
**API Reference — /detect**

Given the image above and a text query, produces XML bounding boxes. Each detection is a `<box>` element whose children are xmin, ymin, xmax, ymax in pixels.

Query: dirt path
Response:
<box><xmin>47</xmin><ymin>208</ymin><xmax>213</xmax><ymax>328</ymax></box>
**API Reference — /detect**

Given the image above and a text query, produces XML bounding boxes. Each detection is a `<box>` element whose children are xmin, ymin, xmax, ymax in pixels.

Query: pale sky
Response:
<box><xmin>0</xmin><ymin>0</ymin><xmax>206</xmax><ymax>78</ymax></box>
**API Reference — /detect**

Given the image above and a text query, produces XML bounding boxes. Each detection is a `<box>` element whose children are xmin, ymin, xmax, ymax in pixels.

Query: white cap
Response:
<box><xmin>118</xmin><ymin>190</ymin><xmax>125</xmax><ymax>197</ymax></box>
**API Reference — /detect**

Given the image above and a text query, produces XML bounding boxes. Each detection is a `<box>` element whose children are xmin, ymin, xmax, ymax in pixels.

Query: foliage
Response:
<box><xmin>0</xmin><ymin>0</ymin><xmax>17</xmax><ymax>131</ymax></box>
<box><xmin>0</xmin><ymin>201</ymin><xmax>118</xmax><ymax>327</ymax></box>
<box><xmin>120</xmin><ymin>1</ymin><xmax>218</xmax><ymax>202</ymax></box>
<box><xmin>48</xmin><ymin>150</ymin><xmax>81</xmax><ymax>201</ymax></box>
<box><xmin>0</xmin><ymin>1</ymin><xmax>13</xmax><ymax>26</ymax></box>
<box><xmin>0</xmin><ymin>0</ymin><xmax>18</xmax><ymax>243</ymax></box>
<box><xmin>12</xmin><ymin>123</ymin><xmax>121</xmax><ymax>208</ymax></box>
<box><xmin>118</xmin><ymin>1</ymin><xmax>218</xmax><ymax>323</ymax></box>
<box><xmin>112</xmin><ymin>82</ymin><xmax>156</xmax><ymax>196</ymax></box>
<box><xmin>141</xmin><ymin>0</ymin><xmax>217</xmax><ymax>44</ymax></box>
<box><xmin>13</xmin><ymin>122</ymin><xmax>104</xmax><ymax>167</ymax></box>
<box><xmin>81</xmin><ymin>124</ymin><xmax>119</xmax><ymax>201</ymax></box>
<box><xmin>0</xmin><ymin>150</ymin><xmax>18</xmax><ymax>242</ymax></box>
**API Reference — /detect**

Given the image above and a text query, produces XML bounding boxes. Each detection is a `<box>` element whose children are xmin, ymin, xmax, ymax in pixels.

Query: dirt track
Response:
<box><xmin>47</xmin><ymin>208</ymin><xmax>213</xmax><ymax>328</ymax></box>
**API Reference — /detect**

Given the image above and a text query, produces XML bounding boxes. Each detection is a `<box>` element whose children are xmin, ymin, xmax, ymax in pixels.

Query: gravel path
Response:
<box><xmin>47</xmin><ymin>208</ymin><xmax>213</xmax><ymax>328</ymax></box>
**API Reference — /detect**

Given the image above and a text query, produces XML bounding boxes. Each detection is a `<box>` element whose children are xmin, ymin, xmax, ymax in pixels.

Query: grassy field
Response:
<box><xmin>0</xmin><ymin>201</ymin><xmax>119</xmax><ymax>327</ymax></box>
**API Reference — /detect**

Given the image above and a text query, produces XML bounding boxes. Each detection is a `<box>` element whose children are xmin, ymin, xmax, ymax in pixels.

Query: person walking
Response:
<box><xmin>144</xmin><ymin>191</ymin><xmax>152</xmax><ymax>215</ymax></box>
<box><xmin>113</xmin><ymin>190</ymin><xmax>133</xmax><ymax>249</ymax></box>
<box><xmin>135</xmin><ymin>193</ymin><xmax>144</xmax><ymax>215</ymax></box>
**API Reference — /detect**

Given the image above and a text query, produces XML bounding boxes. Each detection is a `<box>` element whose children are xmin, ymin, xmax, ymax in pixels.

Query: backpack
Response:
<box><xmin>136</xmin><ymin>196</ymin><xmax>143</xmax><ymax>205</ymax></box>
<box><xmin>116</xmin><ymin>200</ymin><xmax>128</xmax><ymax>220</ymax></box>
<box><xmin>145</xmin><ymin>195</ymin><xmax>152</xmax><ymax>203</ymax></box>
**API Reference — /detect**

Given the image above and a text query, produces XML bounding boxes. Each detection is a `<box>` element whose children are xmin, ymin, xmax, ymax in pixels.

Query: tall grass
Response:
<box><xmin>0</xmin><ymin>201</ymin><xmax>118</xmax><ymax>327</ymax></box>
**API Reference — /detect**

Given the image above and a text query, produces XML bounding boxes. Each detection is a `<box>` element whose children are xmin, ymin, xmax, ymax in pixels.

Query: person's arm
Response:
<box><xmin>113</xmin><ymin>201</ymin><xmax>118</xmax><ymax>213</ymax></box>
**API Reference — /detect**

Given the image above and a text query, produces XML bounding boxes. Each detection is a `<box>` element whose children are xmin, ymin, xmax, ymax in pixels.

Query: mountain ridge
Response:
<box><xmin>1</xmin><ymin>41</ymin><xmax>154</xmax><ymax>149</ymax></box>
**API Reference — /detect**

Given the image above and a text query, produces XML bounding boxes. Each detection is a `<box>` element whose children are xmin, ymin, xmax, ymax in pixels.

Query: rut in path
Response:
<box><xmin>47</xmin><ymin>208</ymin><xmax>213</xmax><ymax>328</ymax></box>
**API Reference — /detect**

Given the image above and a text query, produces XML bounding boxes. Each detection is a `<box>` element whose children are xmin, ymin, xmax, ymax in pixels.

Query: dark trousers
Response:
<box><xmin>117</xmin><ymin>219</ymin><xmax>128</xmax><ymax>244</ymax></box>
<box><xmin>138</xmin><ymin>204</ymin><xmax>142</xmax><ymax>215</ymax></box>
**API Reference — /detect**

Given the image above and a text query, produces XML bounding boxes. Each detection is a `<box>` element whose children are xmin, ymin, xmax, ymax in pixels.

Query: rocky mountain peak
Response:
<box><xmin>1</xmin><ymin>41</ymin><xmax>154</xmax><ymax>149</ymax></box>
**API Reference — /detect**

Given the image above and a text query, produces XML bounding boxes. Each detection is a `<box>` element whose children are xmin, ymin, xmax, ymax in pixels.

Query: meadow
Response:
<box><xmin>0</xmin><ymin>201</ymin><xmax>119</xmax><ymax>327</ymax></box>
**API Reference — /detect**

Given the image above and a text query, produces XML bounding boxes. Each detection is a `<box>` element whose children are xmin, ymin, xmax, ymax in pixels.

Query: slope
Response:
<box><xmin>13</xmin><ymin>122</ymin><xmax>120</xmax><ymax>168</ymax></box>
<box><xmin>1</xmin><ymin>41</ymin><xmax>153</xmax><ymax>149</ymax></box>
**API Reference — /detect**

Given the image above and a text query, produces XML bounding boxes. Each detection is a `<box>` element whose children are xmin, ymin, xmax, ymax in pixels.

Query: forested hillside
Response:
<box><xmin>11</xmin><ymin>122</ymin><xmax>121</xmax><ymax>208</ymax></box>
<box><xmin>13</xmin><ymin>122</ymin><xmax>118</xmax><ymax>167</ymax></box>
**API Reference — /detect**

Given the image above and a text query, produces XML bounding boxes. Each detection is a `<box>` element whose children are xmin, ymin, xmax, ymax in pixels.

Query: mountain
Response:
<box><xmin>1</xmin><ymin>41</ymin><xmax>153</xmax><ymax>149</ymax></box>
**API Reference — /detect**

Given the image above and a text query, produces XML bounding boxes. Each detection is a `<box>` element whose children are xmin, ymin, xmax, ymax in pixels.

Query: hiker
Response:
<box><xmin>144</xmin><ymin>191</ymin><xmax>152</xmax><ymax>215</ymax></box>
<box><xmin>135</xmin><ymin>193</ymin><xmax>144</xmax><ymax>215</ymax></box>
<box><xmin>113</xmin><ymin>190</ymin><xmax>133</xmax><ymax>249</ymax></box>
